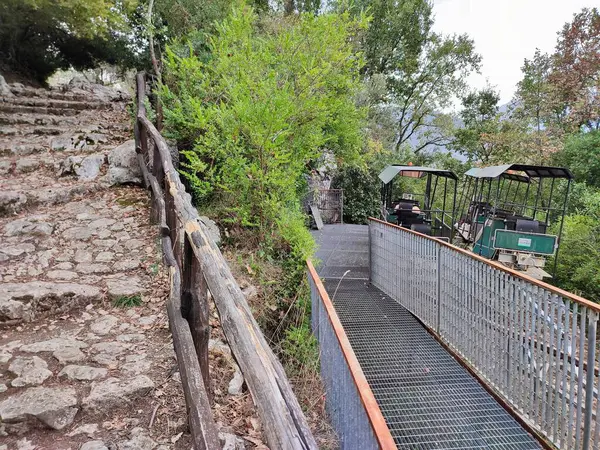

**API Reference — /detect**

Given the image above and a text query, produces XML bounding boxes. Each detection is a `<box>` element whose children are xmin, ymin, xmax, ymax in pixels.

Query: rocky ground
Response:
<box><xmin>0</xmin><ymin>76</ymin><xmax>257</xmax><ymax>450</ymax></box>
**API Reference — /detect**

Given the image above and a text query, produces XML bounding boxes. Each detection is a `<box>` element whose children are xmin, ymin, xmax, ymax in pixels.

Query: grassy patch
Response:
<box><xmin>113</xmin><ymin>294</ymin><xmax>142</xmax><ymax>308</ymax></box>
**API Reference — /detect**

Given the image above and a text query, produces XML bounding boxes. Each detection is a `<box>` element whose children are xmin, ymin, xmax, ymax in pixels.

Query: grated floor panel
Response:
<box><xmin>324</xmin><ymin>279</ymin><xmax>542</xmax><ymax>450</ymax></box>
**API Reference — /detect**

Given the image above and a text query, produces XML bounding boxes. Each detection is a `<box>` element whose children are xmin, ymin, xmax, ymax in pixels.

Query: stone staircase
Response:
<box><xmin>0</xmin><ymin>79</ymin><xmax>193</xmax><ymax>449</ymax></box>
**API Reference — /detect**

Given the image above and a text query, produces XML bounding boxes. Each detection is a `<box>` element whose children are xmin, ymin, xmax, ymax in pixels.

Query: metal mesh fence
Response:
<box><xmin>309</xmin><ymin>266</ymin><xmax>382</xmax><ymax>450</ymax></box>
<box><xmin>305</xmin><ymin>188</ymin><xmax>344</xmax><ymax>224</ymax></box>
<box><xmin>370</xmin><ymin>218</ymin><xmax>600</xmax><ymax>450</ymax></box>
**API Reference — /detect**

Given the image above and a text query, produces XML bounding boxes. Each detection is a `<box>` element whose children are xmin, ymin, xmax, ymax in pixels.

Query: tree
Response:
<box><xmin>549</xmin><ymin>7</ymin><xmax>600</xmax><ymax>131</ymax></box>
<box><xmin>354</xmin><ymin>0</ymin><xmax>481</xmax><ymax>153</ymax></box>
<box><xmin>512</xmin><ymin>49</ymin><xmax>562</xmax><ymax>160</ymax></box>
<box><xmin>0</xmin><ymin>0</ymin><xmax>140</xmax><ymax>82</ymax></box>
<box><xmin>451</xmin><ymin>87</ymin><xmax>528</xmax><ymax>164</ymax></box>
<box><xmin>553</xmin><ymin>131</ymin><xmax>600</xmax><ymax>188</ymax></box>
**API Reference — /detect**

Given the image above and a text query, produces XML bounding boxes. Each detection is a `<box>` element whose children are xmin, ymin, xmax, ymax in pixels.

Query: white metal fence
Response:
<box><xmin>369</xmin><ymin>218</ymin><xmax>600</xmax><ymax>450</ymax></box>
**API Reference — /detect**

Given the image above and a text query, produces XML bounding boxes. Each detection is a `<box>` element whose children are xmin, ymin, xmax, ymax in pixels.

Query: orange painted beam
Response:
<box><xmin>306</xmin><ymin>260</ymin><xmax>398</xmax><ymax>450</ymax></box>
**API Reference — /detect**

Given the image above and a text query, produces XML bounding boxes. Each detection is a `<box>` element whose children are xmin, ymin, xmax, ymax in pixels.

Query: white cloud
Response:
<box><xmin>432</xmin><ymin>0</ymin><xmax>597</xmax><ymax>104</ymax></box>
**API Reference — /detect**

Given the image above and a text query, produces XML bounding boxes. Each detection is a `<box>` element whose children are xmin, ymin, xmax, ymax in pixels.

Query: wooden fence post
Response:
<box><xmin>183</xmin><ymin>234</ymin><xmax>211</xmax><ymax>397</ymax></box>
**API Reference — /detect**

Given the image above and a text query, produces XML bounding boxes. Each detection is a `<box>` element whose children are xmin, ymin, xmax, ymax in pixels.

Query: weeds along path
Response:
<box><xmin>0</xmin><ymin>79</ymin><xmax>256</xmax><ymax>449</ymax></box>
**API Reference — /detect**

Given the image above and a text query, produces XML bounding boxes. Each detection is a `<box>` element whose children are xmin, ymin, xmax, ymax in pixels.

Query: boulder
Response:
<box><xmin>0</xmin><ymin>75</ymin><xmax>13</xmax><ymax>97</ymax></box>
<box><xmin>59</xmin><ymin>154</ymin><xmax>106</xmax><ymax>180</ymax></box>
<box><xmin>4</xmin><ymin>218</ymin><xmax>54</xmax><ymax>236</ymax></box>
<box><xmin>82</xmin><ymin>376</ymin><xmax>154</xmax><ymax>413</ymax></box>
<box><xmin>0</xmin><ymin>387</ymin><xmax>78</xmax><ymax>430</ymax></box>
<box><xmin>58</xmin><ymin>365</ymin><xmax>108</xmax><ymax>381</ymax></box>
<box><xmin>0</xmin><ymin>191</ymin><xmax>26</xmax><ymax>216</ymax></box>
<box><xmin>1</xmin><ymin>282</ymin><xmax>101</xmax><ymax>322</ymax></box>
<box><xmin>9</xmin><ymin>356</ymin><xmax>52</xmax><ymax>387</ymax></box>
<box><xmin>106</xmin><ymin>140</ymin><xmax>142</xmax><ymax>185</ymax></box>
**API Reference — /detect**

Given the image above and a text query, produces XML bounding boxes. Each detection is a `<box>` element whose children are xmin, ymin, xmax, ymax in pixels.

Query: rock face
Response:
<box><xmin>82</xmin><ymin>376</ymin><xmax>154</xmax><ymax>413</ymax></box>
<box><xmin>8</xmin><ymin>356</ymin><xmax>52</xmax><ymax>387</ymax></box>
<box><xmin>107</xmin><ymin>140</ymin><xmax>142</xmax><ymax>185</ymax></box>
<box><xmin>0</xmin><ymin>74</ymin><xmax>14</xmax><ymax>97</ymax></box>
<box><xmin>0</xmin><ymin>387</ymin><xmax>78</xmax><ymax>430</ymax></box>
<box><xmin>59</xmin><ymin>153</ymin><xmax>106</xmax><ymax>180</ymax></box>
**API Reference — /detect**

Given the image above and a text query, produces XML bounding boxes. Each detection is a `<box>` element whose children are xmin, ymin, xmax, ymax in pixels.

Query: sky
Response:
<box><xmin>432</xmin><ymin>0</ymin><xmax>598</xmax><ymax>105</ymax></box>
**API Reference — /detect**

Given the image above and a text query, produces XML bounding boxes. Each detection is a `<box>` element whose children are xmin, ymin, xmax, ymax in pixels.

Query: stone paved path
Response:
<box><xmin>0</xmin><ymin>79</ymin><xmax>195</xmax><ymax>450</ymax></box>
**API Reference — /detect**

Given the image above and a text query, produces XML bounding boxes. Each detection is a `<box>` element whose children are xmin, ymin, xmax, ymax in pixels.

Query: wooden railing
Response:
<box><xmin>134</xmin><ymin>72</ymin><xmax>318</xmax><ymax>450</ymax></box>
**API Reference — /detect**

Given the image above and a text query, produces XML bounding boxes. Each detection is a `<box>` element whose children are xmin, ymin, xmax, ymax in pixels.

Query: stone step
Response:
<box><xmin>0</xmin><ymin>182</ymin><xmax>104</xmax><ymax>217</ymax></box>
<box><xmin>7</xmin><ymin>85</ymin><xmax>90</xmax><ymax>101</ymax></box>
<box><xmin>0</xmin><ymin>303</ymin><xmax>180</xmax><ymax>448</ymax></box>
<box><xmin>0</xmin><ymin>282</ymin><xmax>103</xmax><ymax>324</ymax></box>
<box><xmin>0</xmin><ymin>113</ymin><xmax>80</xmax><ymax>127</ymax></box>
<box><xmin>0</xmin><ymin>104</ymin><xmax>81</xmax><ymax>116</ymax></box>
<box><xmin>0</xmin><ymin>96</ymin><xmax>110</xmax><ymax>111</ymax></box>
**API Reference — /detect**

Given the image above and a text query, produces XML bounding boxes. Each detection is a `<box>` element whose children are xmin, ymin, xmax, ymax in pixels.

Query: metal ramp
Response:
<box><xmin>313</xmin><ymin>224</ymin><xmax>541</xmax><ymax>449</ymax></box>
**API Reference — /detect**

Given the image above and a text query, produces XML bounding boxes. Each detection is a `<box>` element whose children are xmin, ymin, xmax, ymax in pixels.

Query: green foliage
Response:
<box><xmin>353</xmin><ymin>0</ymin><xmax>481</xmax><ymax>154</ymax></box>
<box><xmin>550</xmin><ymin>214</ymin><xmax>600</xmax><ymax>302</ymax></box>
<box><xmin>0</xmin><ymin>0</ymin><xmax>143</xmax><ymax>82</ymax></box>
<box><xmin>160</xmin><ymin>4</ymin><xmax>367</xmax><ymax>274</ymax></box>
<box><xmin>281</xmin><ymin>322</ymin><xmax>319</xmax><ymax>375</ymax></box>
<box><xmin>113</xmin><ymin>294</ymin><xmax>143</xmax><ymax>308</ymax></box>
<box><xmin>553</xmin><ymin>131</ymin><xmax>600</xmax><ymax>188</ymax></box>
<box><xmin>332</xmin><ymin>166</ymin><xmax>381</xmax><ymax>224</ymax></box>
<box><xmin>451</xmin><ymin>87</ymin><xmax>529</xmax><ymax>164</ymax></box>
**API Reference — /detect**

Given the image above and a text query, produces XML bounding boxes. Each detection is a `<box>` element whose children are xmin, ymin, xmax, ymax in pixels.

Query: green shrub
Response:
<box><xmin>550</xmin><ymin>214</ymin><xmax>600</xmax><ymax>302</ymax></box>
<box><xmin>331</xmin><ymin>165</ymin><xmax>381</xmax><ymax>224</ymax></box>
<box><xmin>160</xmin><ymin>3</ymin><xmax>367</xmax><ymax>276</ymax></box>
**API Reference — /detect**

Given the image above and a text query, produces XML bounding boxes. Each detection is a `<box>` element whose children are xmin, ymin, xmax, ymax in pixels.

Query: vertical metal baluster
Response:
<box><xmin>553</xmin><ymin>296</ymin><xmax>566</xmax><ymax>441</ymax></box>
<box><xmin>515</xmin><ymin>281</ymin><xmax>524</xmax><ymax>413</ymax></box>
<box><xmin>507</xmin><ymin>276</ymin><xmax>516</xmax><ymax>400</ymax></box>
<box><xmin>540</xmin><ymin>290</ymin><xmax>550</xmax><ymax>431</ymax></box>
<box><xmin>533</xmin><ymin>286</ymin><xmax>544</xmax><ymax>423</ymax></box>
<box><xmin>567</xmin><ymin>303</ymin><xmax>579</xmax><ymax>446</ymax></box>
<box><xmin>582</xmin><ymin>311</ymin><xmax>598</xmax><ymax>450</ymax></box>
<box><xmin>593</xmin><ymin>342</ymin><xmax>600</xmax><ymax>450</ymax></box>
<box><xmin>523</xmin><ymin>282</ymin><xmax>532</xmax><ymax>417</ymax></box>
<box><xmin>545</xmin><ymin>294</ymin><xmax>560</xmax><ymax>437</ymax></box>
<box><xmin>559</xmin><ymin>298</ymin><xmax>571</xmax><ymax>447</ymax></box>
<box><xmin>531</xmin><ymin>285</ymin><xmax>540</xmax><ymax>419</ymax></box>
<box><xmin>575</xmin><ymin>307</ymin><xmax>587</xmax><ymax>449</ymax></box>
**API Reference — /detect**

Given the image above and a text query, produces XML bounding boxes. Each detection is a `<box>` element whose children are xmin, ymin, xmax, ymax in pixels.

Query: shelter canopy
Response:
<box><xmin>466</xmin><ymin>164</ymin><xmax>573</xmax><ymax>180</ymax></box>
<box><xmin>379</xmin><ymin>165</ymin><xmax>458</xmax><ymax>185</ymax></box>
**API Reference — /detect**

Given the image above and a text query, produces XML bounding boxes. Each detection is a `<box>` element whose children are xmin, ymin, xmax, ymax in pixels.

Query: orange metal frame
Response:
<box><xmin>307</xmin><ymin>260</ymin><xmax>398</xmax><ymax>450</ymax></box>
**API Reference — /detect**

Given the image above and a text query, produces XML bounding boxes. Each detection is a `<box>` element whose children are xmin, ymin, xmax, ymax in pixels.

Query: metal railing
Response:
<box><xmin>369</xmin><ymin>218</ymin><xmax>600</xmax><ymax>450</ymax></box>
<box><xmin>306</xmin><ymin>188</ymin><xmax>344</xmax><ymax>224</ymax></box>
<box><xmin>307</xmin><ymin>261</ymin><xmax>397</xmax><ymax>450</ymax></box>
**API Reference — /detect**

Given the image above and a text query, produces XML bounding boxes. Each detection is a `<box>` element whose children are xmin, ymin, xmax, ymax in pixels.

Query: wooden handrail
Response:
<box><xmin>307</xmin><ymin>260</ymin><xmax>398</xmax><ymax>450</ymax></box>
<box><xmin>369</xmin><ymin>217</ymin><xmax>600</xmax><ymax>313</ymax></box>
<box><xmin>135</xmin><ymin>72</ymin><xmax>317</xmax><ymax>450</ymax></box>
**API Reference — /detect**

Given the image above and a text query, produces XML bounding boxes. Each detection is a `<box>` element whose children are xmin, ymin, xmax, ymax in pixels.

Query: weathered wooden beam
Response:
<box><xmin>183</xmin><ymin>235</ymin><xmax>211</xmax><ymax>397</ymax></box>
<box><xmin>163</xmin><ymin>236</ymin><xmax>220</xmax><ymax>450</ymax></box>
<box><xmin>145</xmin><ymin>173</ymin><xmax>169</xmax><ymax>237</ymax></box>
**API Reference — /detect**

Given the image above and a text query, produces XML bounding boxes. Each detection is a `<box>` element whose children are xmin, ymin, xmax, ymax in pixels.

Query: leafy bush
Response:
<box><xmin>0</xmin><ymin>0</ymin><xmax>142</xmax><ymax>82</ymax></box>
<box><xmin>550</xmin><ymin>214</ymin><xmax>600</xmax><ymax>302</ymax></box>
<box><xmin>160</xmin><ymin>3</ymin><xmax>367</xmax><ymax>270</ymax></box>
<box><xmin>553</xmin><ymin>131</ymin><xmax>600</xmax><ymax>188</ymax></box>
<box><xmin>331</xmin><ymin>166</ymin><xmax>381</xmax><ymax>224</ymax></box>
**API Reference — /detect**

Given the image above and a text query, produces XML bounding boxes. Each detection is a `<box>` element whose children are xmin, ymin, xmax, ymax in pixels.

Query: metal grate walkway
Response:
<box><xmin>313</xmin><ymin>225</ymin><xmax>542</xmax><ymax>449</ymax></box>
